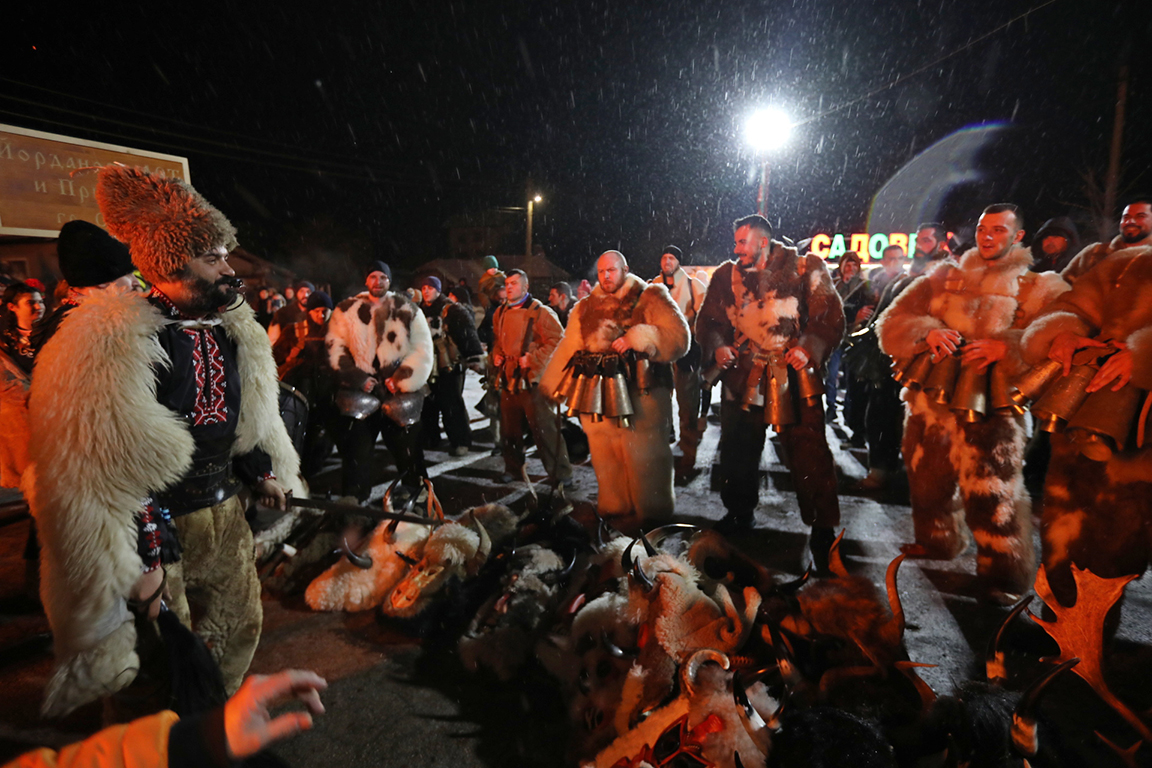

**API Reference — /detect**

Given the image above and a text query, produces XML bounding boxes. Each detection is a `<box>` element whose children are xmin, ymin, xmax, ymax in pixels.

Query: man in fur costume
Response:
<box><xmin>877</xmin><ymin>204</ymin><xmax>1069</xmax><ymax>602</ymax></box>
<box><xmin>28</xmin><ymin>165</ymin><xmax>306</xmax><ymax>717</ymax></box>
<box><xmin>491</xmin><ymin>269</ymin><xmax>573</xmax><ymax>485</ymax></box>
<box><xmin>652</xmin><ymin>245</ymin><xmax>708</xmax><ymax>478</ymax></box>
<box><xmin>326</xmin><ymin>261</ymin><xmax>433</xmax><ymax>500</ymax></box>
<box><xmin>1020</xmin><ymin>243</ymin><xmax>1152</xmax><ymax>610</ymax></box>
<box><xmin>695</xmin><ymin>214</ymin><xmax>844</xmax><ymax>568</ymax></box>
<box><xmin>540</xmin><ymin>251</ymin><xmax>689</xmax><ymax>522</ymax></box>
<box><xmin>1061</xmin><ymin>200</ymin><xmax>1151</xmax><ymax>284</ymax></box>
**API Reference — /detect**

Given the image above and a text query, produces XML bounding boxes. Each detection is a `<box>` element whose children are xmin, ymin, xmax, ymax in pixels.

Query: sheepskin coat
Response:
<box><xmin>491</xmin><ymin>297</ymin><xmax>563</xmax><ymax>387</ymax></box>
<box><xmin>877</xmin><ymin>245</ymin><xmax>1070</xmax><ymax>381</ymax></box>
<box><xmin>540</xmin><ymin>274</ymin><xmax>689</xmax><ymax>520</ymax></box>
<box><xmin>1061</xmin><ymin>231</ymin><xmax>1152</xmax><ymax>286</ymax></box>
<box><xmin>695</xmin><ymin>241</ymin><xmax>844</xmax><ymax>399</ymax></box>
<box><xmin>27</xmin><ymin>290</ymin><xmax>305</xmax><ymax>717</ymax></box>
<box><xmin>651</xmin><ymin>266</ymin><xmax>706</xmax><ymax>325</ymax></box>
<box><xmin>326</xmin><ymin>290</ymin><xmax>433</xmax><ymax>393</ymax></box>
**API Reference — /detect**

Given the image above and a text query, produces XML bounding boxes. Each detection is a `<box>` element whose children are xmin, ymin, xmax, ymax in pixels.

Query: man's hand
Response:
<box><xmin>491</xmin><ymin>354</ymin><xmax>504</xmax><ymax>367</ymax></box>
<box><xmin>714</xmin><ymin>346</ymin><xmax>738</xmax><ymax>369</ymax></box>
<box><xmin>960</xmin><ymin>338</ymin><xmax>1007</xmax><ymax>372</ymax></box>
<box><xmin>926</xmin><ymin>328</ymin><xmax>963</xmax><ymax>361</ymax></box>
<box><xmin>130</xmin><ymin>567</ymin><xmax>165</xmax><ymax>620</ymax></box>
<box><xmin>518</xmin><ymin>354</ymin><xmax>530</xmax><ymax>369</ymax></box>
<box><xmin>362</xmin><ymin>377</ymin><xmax>379</xmax><ymax>394</ymax></box>
<box><xmin>610</xmin><ymin>336</ymin><xmax>632</xmax><ymax>354</ymax></box>
<box><xmin>1048</xmin><ymin>331</ymin><xmax>1108</xmax><ymax>376</ymax></box>
<box><xmin>1088</xmin><ymin>347</ymin><xmax>1132</xmax><ymax>392</ymax></box>
<box><xmin>224</xmin><ymin>670</ymin><xmax>328</xmax><ymax>760</ymax></box>
<box><xmin>254</xmin><ymin>478</ymin><xmax>288</xmax><ymax>511</ymax></box>
<box><xmin>857</xmin><ymin>305</ymin><xmax>875</xmax><ymax>323</ymax></box>
<box><xmin>784</xmin><ymin>346</ymin><xmax>810</xmax><ymax>371</ymax></box>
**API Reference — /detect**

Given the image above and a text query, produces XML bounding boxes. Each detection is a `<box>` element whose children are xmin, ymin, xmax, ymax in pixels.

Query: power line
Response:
<box><xmin>793</xmin><ymin>0</ymin><xmax>1060</xmax><ymax>127</ymax></box>
<box><xmin>0</xmin><ymin>74</ymin><xmax>383</xmax><ymax>166</ymax></box>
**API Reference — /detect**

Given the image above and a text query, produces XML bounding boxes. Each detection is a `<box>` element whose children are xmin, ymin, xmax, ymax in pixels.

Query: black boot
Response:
<box><xmin>809</xmin><ymin>525</ymin><xmax>836</xmax><ymax>574</ymax></box>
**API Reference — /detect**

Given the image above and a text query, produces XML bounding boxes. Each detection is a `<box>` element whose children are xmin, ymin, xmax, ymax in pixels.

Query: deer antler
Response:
<box><xmin>1029</xmin><ymin>564</ymin><xmax>1150</xmax><ymax>742</ymax></box>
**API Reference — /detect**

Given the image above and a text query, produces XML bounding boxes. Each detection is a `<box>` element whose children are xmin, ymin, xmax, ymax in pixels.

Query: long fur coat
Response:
<box><xmin>326</xmin><ymin>290</ymin><xmax>433</xmax><ymax>392</ymax></box>
<box><xmin>27</xmin><ymin>291</ymin><xmax>305</xmax><ymax>717</ymax></box>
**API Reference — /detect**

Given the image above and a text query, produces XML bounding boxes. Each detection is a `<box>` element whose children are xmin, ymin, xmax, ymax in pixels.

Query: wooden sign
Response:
<box><xmin>0</xmin><ymin>123</ymin><xmax>190</xmax><ymax>238</ymax></box>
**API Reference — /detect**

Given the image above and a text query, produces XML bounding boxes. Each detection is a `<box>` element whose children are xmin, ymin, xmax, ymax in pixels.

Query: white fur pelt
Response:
<box><xmin>326</xmin><ymin>290</ymin><xmax>433</xmax><ymax>392</ymax></box>
<box><xmin>305</xmin><ymin>520</ymin><xmax>430</xmax><ymax>612</ymax></box>
<box><xmin>28</xmin><ymin>291</ymin><xmax>304</xmax><ymax>717</ymax></box>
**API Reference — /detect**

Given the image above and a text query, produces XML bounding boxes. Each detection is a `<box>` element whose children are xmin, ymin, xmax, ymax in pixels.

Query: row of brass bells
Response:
<box><xmin>568</xmin><ymin>371</ymin><xmax>603</xmax><ymax>421</ymax></box>
<box><xmin>601</xmin><ymin>356</ymin><xmax>634</xmax><ymax>426</ymax></box>
<box><xmin>923</xmin><ymin>352</ymin><xmax>961</xmax><ymax>406</ymax></box>
<box><xmin>795</xmin><ymin>365</ymin><xmax>825</xmax><ymax>405</ymax></box>
<box><xmin>1009</xmin><ymin>358</ymin><xmax>1063</xmax><ymax>408</ymax></box>
<box><xmin>893</xmin><ymin>351</ymin><xmax>935</xmax><ymax>390</ymax></box>
<box><xmin>988</xmin><ymin>364</ymin><xmax>1026</xmax><ymax>416</ymax></box>
<box><xmin>1031</xmin><ymin>364</ymin><xmax>1096</xmax><ymax>434</ymax></box>
<box><xmin>1066</xmin><ymin>384</ymin><xmax>1143</xmax><ymax>461</ymax></box>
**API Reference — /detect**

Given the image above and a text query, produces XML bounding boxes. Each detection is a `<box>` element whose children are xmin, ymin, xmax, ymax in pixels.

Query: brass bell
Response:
<box><xmin>1009</xmin><ymin>358</ymin><xmax>1063</xmax><ymax>407</ymax></box>
<box><xmin>743</xmin><ymin>362</ymin><xmax>767</xmax><ymax>410</ymax></box>
<box><xmin>794</xmin><ymin>365</ymin><xmax>825</xmax><ymax>404</ymax></box>
<box><xmin>900</xmin><ymin>352</ymin><xmax>935</xmax><ymax>390</ymax></box>
<box><xmin>1031</xmin><ymin>364</ymin><xmax>1096</xmax><ymax>433</ymax></box>
<box><xmin>765</xmin><ymin>363</ymin><xmax>797</xmax><ymax>427</ymax></box>
<box><xmin>568</xmin><ymin>372</ymin><xmax>593</xmax><ymax>416</ymax></box>
<box><xmin>989</xmin><ymin>363</ymin><xmax>1025</xmax><ymax>415</ymax></box>
<box><xmin>581</xmin><ymin>373</ymin><xmax>604</xmax><ymax>416</ymax></box>
<box><xmin>633</xmin><ymin>355</ymin><xmax>653</xmax><ymax>392</ymax></box>
<box><xmin>949</xmin><ymin>361</ymin><xmax>989</xmax><ymax>422</ymax></box>
<box><xmin>1066</xmin><ymin>384</ymin><xmax>1142</xmax><ymax>461</ymax></box>
<box><xmin>602</xmin><ymin>373</ymin><xmax>634</xmax><ymax>420</ymax></box>
<box><xmin>923</xmin><ymin>353</ymin><xmax>961</xmax><ymax>405</ymax></box>
<box><xmin>555</xmin><ymin>363</ymin><xmax>580</xmax><ymax>405</ymax></box>
<box><xmin>891</xmin><ymin>356</ymin><xmax>913</xmax><ymax>384</ymax></box>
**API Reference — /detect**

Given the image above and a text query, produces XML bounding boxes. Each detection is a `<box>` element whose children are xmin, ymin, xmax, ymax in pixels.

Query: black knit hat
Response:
<box><xmin>661</xmin><ymin>245</ymin><xmax>683</xmax><ymax>263</ymax></box>
<box><xmin>56</xmin><ymin>220</ymin><xmax>135</xmax><ymax>288</ymax></box>
<box><xmin>366</xmin><ymin>260</ymin><xmax>392</xmax><ymax>281</ymax></box>
<box><xmin>305</xmin><ymin>290</ymin><xmax>333</xmax><ymax>311</ymax></box>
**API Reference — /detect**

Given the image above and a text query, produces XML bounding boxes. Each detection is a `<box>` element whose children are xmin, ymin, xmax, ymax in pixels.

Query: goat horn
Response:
<box><xmin>621</xmin><ymin>537</ymin><xmax>638</xmax><ymax>573</ymax></box>
<box><xmin>765</xmin><ymin>690</ymin><xmax>788</xmax><ymax>730</ymax></box>
<box><xmin>682</xmin><ymin>649</ymin><xmax>729</xmax><ymax>696</ymax></box>
<box><xmin>340</xmin><ymin>537</ymin><xmax>373</xmax><ymax>569</ymax></box>
<box><xmin>395</xmin><ymin>550</ymin><xmax>419</xmax><ymax>566</ymax></box>
<box><xmin>775</xmin><ymin>566</ymin><xmax>812</xmax><ymax>595</ymax></box>
<box><xmin>986</xmin><ymin>594</ymin><xmax>1033</xmax><ymax>685</ymax></box>
<box><xmin>468</xmin><ymin>512</ymin><xmax>492</xmax><ymax>571</ymax></box>
<box><xmin>734</xmin><ymin>752</ymin><xmax>746</xmax><ymax>768</ymax></box>
<box><xmin>894</xmin><ymin>661</ymin><xmax>938</xmax><ymax>712</ymax></box>
<box><xmin>828</xmin><ymin>528</ymin><xmax>849</xmax><ymax>577</ymax></box>
<box><xmin>733</xmin><ymin>675</ymin><xmax>767</xmax><ymax>732</ymax></box>
<box><xmin>638</xmin><ymin>529</ymin><xmax>658</xmax><ymax>557</ymax></box>
<box><xmin>631</xmin><ymin>556</ymin><xmax>654</xmax><ymax>590</ymax></box>
<box><xmin>1012</xmin><ymin>658</ymin><xmax>1079</xmax><ymax>757</ymax></box>
<box><xmin>885</xmin><ymin>553</ymin><xmax>907</xmax><ymax>643</ymax></box>
<box><xmin>601</xmin><ymin>629</ymin><xmax>639</xmax><ymax>659</ymax></box>
<box><xmin>644</xmin><ymin>523</ymin><xmax>700</xmax><ymax>550</ymax></box>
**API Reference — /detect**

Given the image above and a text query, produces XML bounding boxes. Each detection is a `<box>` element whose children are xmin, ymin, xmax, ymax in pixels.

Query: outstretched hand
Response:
<box><xmin>1047</xmin><ymin>331</ymin><xmax>1108</xmax><ymax>376</ymax></box>
<box><xmin>225</xmin><ymin>670</ymin><xmax>328</xmax><ymax>760</ymax></box>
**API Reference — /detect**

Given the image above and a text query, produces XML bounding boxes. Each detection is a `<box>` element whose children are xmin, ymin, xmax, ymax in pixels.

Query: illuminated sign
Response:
<box><xmin>809</xmin><ymin>232</ymin><xmax>914</xmax><ymax>263</ymax></box>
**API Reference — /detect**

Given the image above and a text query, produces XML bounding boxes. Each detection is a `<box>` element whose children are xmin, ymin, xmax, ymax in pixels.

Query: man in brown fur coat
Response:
<box><xmin>540</xmin><ymin>251</ymin><xmax>689</xmax><ymax>522</ymax></box>
<box><xmin>28</xmin><ymin>166</ymin><xmax>305</xmax><ymax>717</ymax></box>
<box><xmin>877</xmin><ymin>204</ymin><xmax>1069</xmax><ymax>603</ymax></box>
<box><xmin>1021</xmin><ymin>243</ymin><xmax>1152</xmax><ymax>611</ymax></box>
<box><xmin>695</xmin><ymin>214</ymin><xmax>844</xmax><ymax>569</ymax></box>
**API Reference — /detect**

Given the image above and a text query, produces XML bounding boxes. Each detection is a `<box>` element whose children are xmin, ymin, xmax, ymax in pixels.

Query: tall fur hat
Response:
<box><xmin>95</xmin><ymin>165</ymin><xmax>238</xmax><ymax>285</ymax></box>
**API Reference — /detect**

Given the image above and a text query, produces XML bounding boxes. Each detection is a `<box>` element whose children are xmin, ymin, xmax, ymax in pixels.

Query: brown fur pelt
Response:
<box><xmin>95</xmin><ymin>165</ymin><xmax>238</xmax><ymax>285</ymax></box>
<box><xmin>878</xmin><ymin>246</ymin><xmax>1069</xmax><ymax>378</ymax></box>
<box><xmin>1061</xmin><ymin>233</ymin><xmax>1152</xmax><ymax>285</ymax></box>
<box><xmin>28</xmin><ymin>290</ymin><xmax>305</xmax><ymax>717</ymax></box>
<box><xmin>326</xmin><ymin>290</ymin><xmax>434</xmax><ymax>392</ymax></box>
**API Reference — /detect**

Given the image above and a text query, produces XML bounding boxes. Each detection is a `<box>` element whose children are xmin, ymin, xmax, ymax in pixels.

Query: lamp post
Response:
<box><xmin>526</xmin><ymin>194</ymin><xmax>542</xmax><ymax>258</ymax></box>
<box><xmin>744</xmin><ymin>108</ymin><xmax>791</xmax><ymax>216</ymax></box>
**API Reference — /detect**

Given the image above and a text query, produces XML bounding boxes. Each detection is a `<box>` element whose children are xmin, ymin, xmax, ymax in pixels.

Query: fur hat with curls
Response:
<box><xmin>95</xmin><ymin>164</ymin><xmax>238</xmax><ymax>285</ymax></box>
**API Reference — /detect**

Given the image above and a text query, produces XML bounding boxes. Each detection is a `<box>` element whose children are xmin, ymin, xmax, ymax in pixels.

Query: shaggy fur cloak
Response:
<box><xmin>326</xmin><ymin>290</ymin><xmax>433</xmax><ymax>392</ymax></box>
<box><xmin>28</xmin><ymin>291</ymin><xmax>305</xmax><ymax>717</ymax></box>
<box><xmin>540</xmin><ymin>274</ymin><xmax>689</xmax><ymax>519</ymax></box>
<box><xmin>1060</xmin><ymin>232</ymin><xmax>1152</xmax><ymax>286</ymax></box>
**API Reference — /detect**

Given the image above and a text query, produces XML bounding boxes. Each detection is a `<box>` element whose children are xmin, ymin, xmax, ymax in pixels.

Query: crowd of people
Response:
<box><xmin>2</xmin><ymin>162</ymin><xmax>1152</xmax><ymax>764</ymax></box>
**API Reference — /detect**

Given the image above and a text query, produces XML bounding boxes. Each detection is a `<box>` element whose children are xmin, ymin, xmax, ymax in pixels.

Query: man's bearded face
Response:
<box><xmin>183</xmin><ymin>247</ymin><xmax>238</xmax><ymax>312</ymax></box>
<box><xmin>1120</xmin><ymin>203</ymin><xmax>1152</xmax><ymax>244</ymax></box>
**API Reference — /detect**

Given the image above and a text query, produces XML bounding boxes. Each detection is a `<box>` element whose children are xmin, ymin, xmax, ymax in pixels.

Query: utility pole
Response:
<box><xmin>1102</xmin><ymin>63</ymin><xmax>1128</xmax><ymax>239</ymax></box>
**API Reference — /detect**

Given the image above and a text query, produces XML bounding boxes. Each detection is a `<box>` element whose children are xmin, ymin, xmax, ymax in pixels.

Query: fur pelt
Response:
<box><xmin>1061</xmin><ymin>232</ymin><xmax>1152</xmax><ymax>285</ymax></box>
<box><xmin>651</xmin><ymin>267</ymin><xmax>706</xmax><ymax>323</ymax></box>
<box><xmin>491</xmin><ymin>298</ymin><xmax>564</xmax><ymax>386</ymax></box>
<box><xmin>95</xmin><ymin>165</ymin><xmax>238</xmax><ymax>285</ymax></box>
<box><xmin>304</xmin><ymin>520</ymin><xmax>431</xmax><ymax>612</ymax></box>
<box><xmin>695</xmin><ymin>242</ymin><xmax>845</xmax><ymax>397</ymax></box>
<box><xmin>326</xmin><ymin>290</ymin><xmax>433</xmax><ymax>392</ymax></box>
<box><xmin>877</xmin><ymin>246</ymin><xmax>1069</xmax><ymax>379</ymax></box>
<box><xmin>0</xmin><ymin>350</ymin><xmax>31</xmax><ymax>488</ymax></box>
<box><xmin>28</xmin><ymin>290</ymin><xmax>305</xmax><ymax>717</ymax></box>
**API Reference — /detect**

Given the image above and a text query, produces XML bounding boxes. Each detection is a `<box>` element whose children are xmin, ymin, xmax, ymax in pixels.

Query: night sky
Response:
<box><xmin>4</xmin><ymin>0</ymin><xmax>1150</xmax><ymax>285</ymax></box>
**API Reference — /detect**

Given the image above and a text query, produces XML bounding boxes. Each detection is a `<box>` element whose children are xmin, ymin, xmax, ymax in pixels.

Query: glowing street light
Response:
<box><xmin>526</xmin><ymin>193</ymin><xmax>543</xmax><ymax>258</ymax></box>
<box><xmin>744</xmin><ymin>108</ymin><xmax>792</xmax><ymax>216</ymax></box>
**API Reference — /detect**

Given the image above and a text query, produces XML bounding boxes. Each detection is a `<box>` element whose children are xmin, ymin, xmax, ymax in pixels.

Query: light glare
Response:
<box><xmin>745</xmin><ymin>108</ymin><xmax>792</xmax><ymax>152</ymax></box>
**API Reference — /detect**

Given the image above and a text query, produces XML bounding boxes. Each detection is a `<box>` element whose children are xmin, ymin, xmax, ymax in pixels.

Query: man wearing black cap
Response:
<box><xmin>32</xmin><ymin>220</ymin><xmax>139</xmax><ymax>354</ymax></box>
<box><xmin>326</xmin><ymin>261</ymin><xmax>433</xmax><ymax>500</ymax></box>
<box><xmin>653</xmin><ymin>245</ymin><xmax>707</xmax><ymax>478</ymax></box>
<box><xmin>419</xmin><ymin>275</ymin><xmax>484</xmax><ymax>456</ymax></box>
<box><xmin>269</xmin><ymin>280</ymin><xmax>314</xmax><ymax>366</ymax></box>
<box><xmin>695</xmin><ymin>214</ymin><xmax>845</xmax><ymax>570</ymax></box>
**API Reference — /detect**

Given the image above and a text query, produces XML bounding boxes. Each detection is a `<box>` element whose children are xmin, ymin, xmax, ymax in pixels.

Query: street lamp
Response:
<box><xmin>526</xmin><ymin>194</ymin><xmax>542</xmax><ymax>258</ymax></box>
<box><xmin>744</xmin><ymin>108</ymin><xmax>791</xmax><ymax>216</ymax></box>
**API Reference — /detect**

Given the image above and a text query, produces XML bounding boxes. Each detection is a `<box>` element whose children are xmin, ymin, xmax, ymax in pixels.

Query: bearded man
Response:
<box><xmin>29</xmin><ymin>166</ymin><xmax>305</xmax><ymax>717</ymax></box>
<box><xmin>1061</xmin><ymin>200</ymin><xmax>1152</xmax><ymax>284</ymax></box>
<box><xmin>540</xmin><ymin>251</ymin><xmax>688</xmax><ymax>523</ymax></box>
<box><xmin>877</xmin><ymin>204</ymin><xmax>1069</xmax><ymax>603</ymax></box>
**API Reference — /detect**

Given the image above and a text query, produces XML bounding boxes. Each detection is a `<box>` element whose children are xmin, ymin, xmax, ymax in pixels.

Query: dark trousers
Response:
<box><xmin>719</xmin><ymin>397</ymin><xmax>840</xmax><ymax>527</ymax></box>
<box><xmin>334</xmin><ymin>411</ymin><xmax>426</xmax><ymax>501</ymax></box>
<box><xmin>423</xmin><ymin>368</ymin><xmax>472</xmax><ymax>448</ymax></box>
<box><xmin>865</xmin><ymin>376</ymin><xmax>904</xmax><ymax>473</ymax></box>
<box><xmin>500</xmin><ymin>387</ymin><xmax>572</xmax><ymax>481</ymax></box>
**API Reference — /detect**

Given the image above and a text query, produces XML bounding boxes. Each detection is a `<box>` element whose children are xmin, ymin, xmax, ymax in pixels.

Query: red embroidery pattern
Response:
<box><xmin>185</xmin><ymin>328</ymin><xmax>228</xmax><ymax>426</ymax></box>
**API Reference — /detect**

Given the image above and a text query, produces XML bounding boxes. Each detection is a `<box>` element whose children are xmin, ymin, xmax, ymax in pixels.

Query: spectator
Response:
<box><xmin>268</xmin><ymin>280</ymin><xmax>315</xmax><ymax>366</ymax></box>
<box><xmin>419</xmin><ymin>275</ymin><xmax>484</xmax><ymax>456</ymax></box>
<box><xmin>547</xmin><ymin>281</ymin><xmax>574</xmax><ymax>327</ymax></box>
<box><xmin>1029</xmin><ymin>217</ymin><xmax>1080</xmax><ymax>274</ymax></box>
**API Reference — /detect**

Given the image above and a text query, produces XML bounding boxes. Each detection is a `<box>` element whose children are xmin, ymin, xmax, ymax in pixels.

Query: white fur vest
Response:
<box><xmin>27</xmin><ymin>290</ymin><xmax>305</xmax><ymax>717</ymax></box>
<box><xmin>326</xmin><ymin>291</ymin><xmax>433</xmax><ymax>392</ymax></box>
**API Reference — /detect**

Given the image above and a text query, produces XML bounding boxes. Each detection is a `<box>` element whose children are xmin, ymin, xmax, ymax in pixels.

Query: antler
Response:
<box><xmin>1029</xmin><ymin>564</ymin><xmax>1151</xmax><ymax>742</ymax></box>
